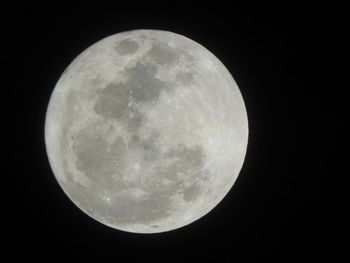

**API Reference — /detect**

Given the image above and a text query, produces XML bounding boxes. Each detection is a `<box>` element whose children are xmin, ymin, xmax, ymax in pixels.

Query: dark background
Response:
<box><xmin>8</xmin><ymin>3</ymin><xmax>344</xmax><ymax>262</ymax></box>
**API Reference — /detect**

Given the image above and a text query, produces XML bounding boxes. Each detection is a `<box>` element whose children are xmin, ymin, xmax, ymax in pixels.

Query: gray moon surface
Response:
<box><xmin>45</xmin><ymin>30</ymin><xmax>248</xmax><ymax>233</ymax></box>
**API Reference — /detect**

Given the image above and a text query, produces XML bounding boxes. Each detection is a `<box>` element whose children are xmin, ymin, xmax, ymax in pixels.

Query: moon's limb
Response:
<box><xmin>45</xmin><ymin>30</ymin><xmax>248</xmax><ymax>233</ymax></box>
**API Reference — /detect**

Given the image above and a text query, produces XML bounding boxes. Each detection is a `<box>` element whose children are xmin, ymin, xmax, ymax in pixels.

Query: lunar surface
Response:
<box><xmin>45</xmin><ymin>30</ymin><xmax>248</xmax><ymax>233</ymax></box>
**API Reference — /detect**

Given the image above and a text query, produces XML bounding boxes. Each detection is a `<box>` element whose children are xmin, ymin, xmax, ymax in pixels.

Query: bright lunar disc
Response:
<box><xmin>45</xmin><ymin>30</ymin><xmax>248</xmax><ymax>233</ymax></box>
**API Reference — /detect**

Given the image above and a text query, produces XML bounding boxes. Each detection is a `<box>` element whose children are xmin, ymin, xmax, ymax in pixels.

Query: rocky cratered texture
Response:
<box><xmin>45</xmin><ymin>30</ymin><xmax>248</xmax><ymax>233</ymax></box>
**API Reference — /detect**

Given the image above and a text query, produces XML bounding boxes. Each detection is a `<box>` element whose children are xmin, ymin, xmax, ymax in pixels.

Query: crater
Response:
<box><xmin>147</xmin><ymin>42</ymin><xmax>179</xmax><ymax>65</ymax></box>
<box><xmin>114</xmin><ymin>39</ymin><xmax>139</xmax><ymax>55</ymax></box>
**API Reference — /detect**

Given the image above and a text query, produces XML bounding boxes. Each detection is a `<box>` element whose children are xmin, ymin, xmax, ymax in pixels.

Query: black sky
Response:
<box><xmin>8</xmin><ymin>3</ymin><xmax>344</xmax><ymax>262</ymax></box>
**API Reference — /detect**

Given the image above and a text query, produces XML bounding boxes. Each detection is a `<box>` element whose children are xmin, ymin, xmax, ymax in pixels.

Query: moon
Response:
<box><xmin>45</xmin><ymin>30</ymin><xmax>248</xmax><ymax>233</ymax></box>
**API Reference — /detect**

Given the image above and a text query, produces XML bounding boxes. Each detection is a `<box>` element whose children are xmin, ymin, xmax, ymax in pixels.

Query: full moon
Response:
<box><xmin>45</xmin><ymin>30</ymin><xmax>248</xmax><ymax>233</ymax></box>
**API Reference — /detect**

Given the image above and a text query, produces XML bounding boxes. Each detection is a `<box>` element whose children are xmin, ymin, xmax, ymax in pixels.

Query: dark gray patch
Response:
<box><xmin>125</xmin><ymin>62</ymin><xmax>167</xmax><ymax>103</ymax></box>
<box><xmin>140</xmin><ymin>132</ymin><xmax>161</xmax><ymax>162</ymax></box>
<box><xmin>94</xmin><ymin>61</ymin><xmax>168</xmax><ymax>121</ymax></box>
<box><xmin>72</xmin><ymin>127</ymin><xmax>126</xmax><ymax>190</ymax></box>
<box><xmin>176</xmin><ymin>71</ymin><xmax>194</xmax><ymax>85</ymax></box>
<box><xmin>164</xmin><ymin>144</ymin><xmax>204</xmax><ymax>175</ymax></box>
<box><xmin>115</xmin><ymin>39</ymin><xmax>139</xmax><ymax>55</ymax></box>
<box><xmin>141</xmin><ymin>138</ymin><xmax>158</xmax><ymax>153</ymax></box>
<box><xmin>181</xmin><ymin>184</ymin><xmax>201</xmax><ymax>202</ymax></box>
<box><xmin>127</xmin><ymin>131</ymin><xmax>161</xmax><ymax>163</ymax></box>
<box><xmin>125</xmin><ymin>107</ymin><xmax>144</xmax><ymax>134</ymax></box>
<box><xmin>148</xmin><ymin>144</ymin><xmax>204</xmax><ymax>201</ymax></box>
<box><xmin>91</xmin><ymin>75</ymin><xmax>103</xmax><ymax>86</ymax></box>
<box><xmin>93</xmin><ymin>83</ymin><xmax>129</xmax><ymax>119</ymax></box>
<box><xmin>67</xmin><ymin>140</ymin><xmax>206</xmax><ymax>226</ymax></box>
<box><xmin>147</xmin><ymin>42</ymin><xmax>179</xmax><ymax>65</ymax></box>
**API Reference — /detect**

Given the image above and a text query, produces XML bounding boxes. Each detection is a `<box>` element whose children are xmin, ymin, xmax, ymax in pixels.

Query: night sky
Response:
<box><xmin>8</xmin><ymin>3</ymin><xmax>343</xmax><ymax>261</ymax></box>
